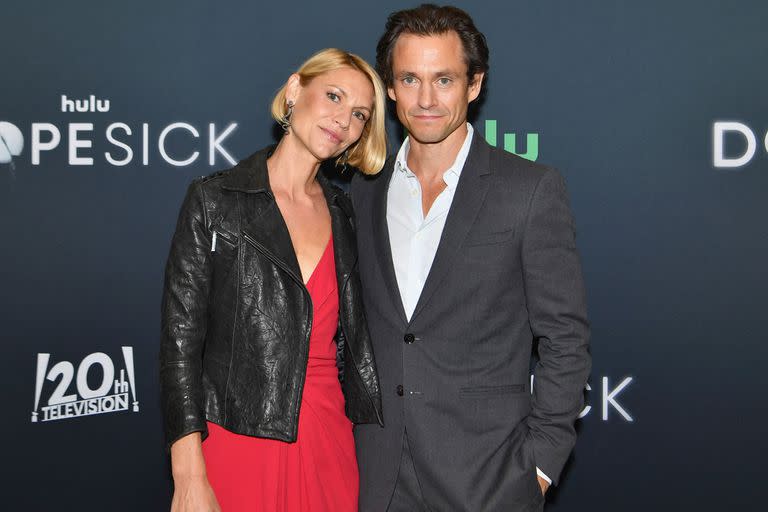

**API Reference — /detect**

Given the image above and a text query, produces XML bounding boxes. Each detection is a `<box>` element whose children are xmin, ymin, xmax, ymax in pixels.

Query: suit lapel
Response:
<box><xmin>372</xmin><ymin>160</ymin><xmax>409</xmax><ymax>326</ymax></box>
<box><xmin>408</xmin><ymin>136</ymin><xmax>492</xmax><ymax>324</ymax></box>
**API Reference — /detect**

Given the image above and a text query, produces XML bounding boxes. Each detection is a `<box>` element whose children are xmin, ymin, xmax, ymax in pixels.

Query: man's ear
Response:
<box><xmin>387</xmin><ymin>86</ymin><xmax>397</xmax><ymax>102</ymax></box>
<box><xmin>285</xmin><ymin>73</ymin><xmax>302</xmax><ymax>104</ymax></box>
<box><xmin>467</xmin><ymin>73</ymin><xmax>485</xmax><ymax>103</ymax></box>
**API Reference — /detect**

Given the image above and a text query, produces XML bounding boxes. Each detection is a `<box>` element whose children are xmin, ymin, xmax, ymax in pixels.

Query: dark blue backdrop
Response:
<box><xmin>2</xmin><ymin>1</ymin><xmax>766</xmax><ymax>509</ymax></box>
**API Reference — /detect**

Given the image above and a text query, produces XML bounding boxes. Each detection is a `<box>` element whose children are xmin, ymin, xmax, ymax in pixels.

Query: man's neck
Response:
<box><xmin>406</xmin><ymin>123</ymin><xmax>469</xmax><ymax>182</ymax></box>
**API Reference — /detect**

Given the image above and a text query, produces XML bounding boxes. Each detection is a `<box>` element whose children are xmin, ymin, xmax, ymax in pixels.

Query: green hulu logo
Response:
<box><xmin>484</xmin><ymin>120</ymin><xmax>539</xmax><ymax>161</ymax></box>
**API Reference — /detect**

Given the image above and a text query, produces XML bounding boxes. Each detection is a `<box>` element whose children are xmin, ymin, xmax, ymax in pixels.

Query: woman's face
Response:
<box><xmin>286</xmin><ymin>66</ymin><xmax>374</xmax><ymax>162</ymax></box>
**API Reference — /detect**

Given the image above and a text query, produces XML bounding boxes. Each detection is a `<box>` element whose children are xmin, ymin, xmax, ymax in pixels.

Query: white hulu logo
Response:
<box><xmin>60</xmin><ymin>94</ymin><xmax>111</xmax><ymax>113</ymax></box>
<box><xmin>31</xmin><ymin>347</ymin><xmax>139</xmax><ymax>423</ymax></box>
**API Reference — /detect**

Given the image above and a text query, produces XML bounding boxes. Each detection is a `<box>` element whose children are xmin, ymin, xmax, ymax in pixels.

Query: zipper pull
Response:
<box><xmin>211</xmin><ymin>230</ymin><xmax>217</xmax><ymax>252</ymax></box>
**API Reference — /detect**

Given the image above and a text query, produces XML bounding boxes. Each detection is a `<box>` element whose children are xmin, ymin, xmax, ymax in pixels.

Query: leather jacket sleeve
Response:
<box><xmin>159</xmin><ymin>179</ymin><xmax>212</xmax><ymax>450</ymax></box>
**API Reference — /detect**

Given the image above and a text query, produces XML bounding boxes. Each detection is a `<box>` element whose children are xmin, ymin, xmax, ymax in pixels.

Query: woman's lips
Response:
<box><xmin>321</xmin><ymin>127</ymin><xmax>342</xmax><ymax>144</ymax></box>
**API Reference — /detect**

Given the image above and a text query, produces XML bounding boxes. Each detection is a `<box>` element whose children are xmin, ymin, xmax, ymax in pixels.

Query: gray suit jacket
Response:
<box><xmin>351</xmin><ymin>135</ymin><xmax>591</xmax><ymax>511</ymax></box>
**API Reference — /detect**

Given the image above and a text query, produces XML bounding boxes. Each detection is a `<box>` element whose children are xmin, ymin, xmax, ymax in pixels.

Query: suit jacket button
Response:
<box><xmin>396</xmin><ymin>384</ymin><xmax>404</xmax><ymax>396</ymax></box>
<box><xmin>403</xmin><ymin>333</ymin><xmax>415</xmax><ymax>344</ymax></box>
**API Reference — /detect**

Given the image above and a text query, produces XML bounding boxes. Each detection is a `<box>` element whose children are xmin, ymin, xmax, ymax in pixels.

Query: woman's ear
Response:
<box><xmin>285</xmin><ymin>73</ymin><xmax>302</xmax><ymax>105</ymax></box>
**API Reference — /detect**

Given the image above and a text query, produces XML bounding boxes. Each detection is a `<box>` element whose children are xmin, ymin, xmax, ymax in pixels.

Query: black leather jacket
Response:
<box><xmin>160</xmin><ymin>146</ymin><xmax>383</xmax><ymax>449</ymax></box>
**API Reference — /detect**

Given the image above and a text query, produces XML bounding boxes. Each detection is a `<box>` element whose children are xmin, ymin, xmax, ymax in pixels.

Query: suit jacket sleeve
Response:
<box><xmin>522</xmin><ymin>168</ymin><xmax>591</xmax><ymax>485</ymax></box>
<box><xmin>159</xmin><ymin>179</ymin><xmax>213</xmax><ymax>450</ymax></box>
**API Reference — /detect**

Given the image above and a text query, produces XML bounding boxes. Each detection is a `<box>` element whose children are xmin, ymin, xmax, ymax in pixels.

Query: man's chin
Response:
<box><xmin>406</xmin><ymin>129</ymin><xmax>449</xmax><ymax>145</ymax></box>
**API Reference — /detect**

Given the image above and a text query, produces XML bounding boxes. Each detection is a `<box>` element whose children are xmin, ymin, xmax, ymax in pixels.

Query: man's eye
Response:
<box><xmin>402</xmin><ymin>76</ymin><xmax>417</xmax><ymax>85</ymax></box>
<box><xmin>437</xmin><ymin>77</ymin><xmax>452</xmax><ymax>86</ymax></box>
<box><xmin>327</xmin><ymin>92</ymin><xmax>340</xmax><ymax>102</ymax></box>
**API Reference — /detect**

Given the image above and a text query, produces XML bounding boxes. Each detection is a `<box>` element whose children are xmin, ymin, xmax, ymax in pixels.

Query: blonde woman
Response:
<box><xmin>160</xmin><ymin>49</ymin><xmax>387</xmax><ymax>512</ymax></box>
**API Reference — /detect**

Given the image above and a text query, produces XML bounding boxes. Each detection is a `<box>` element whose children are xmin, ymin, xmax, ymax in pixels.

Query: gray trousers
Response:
<box><xmin>385</xmin><ymin>432</ymin><xmax>546</xmax><ymax>512</ymax></box>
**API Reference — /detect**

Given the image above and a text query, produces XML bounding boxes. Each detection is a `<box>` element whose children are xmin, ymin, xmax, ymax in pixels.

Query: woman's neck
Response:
<box><xmin>267</xmin><ymin>135</ymin><xmax>322</xmax><ymax>200</ymax></box>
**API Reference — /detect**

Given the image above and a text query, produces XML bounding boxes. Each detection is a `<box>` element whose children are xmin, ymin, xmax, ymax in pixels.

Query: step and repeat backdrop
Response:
<box><xmin>1</xmin><ymin>1</ymin><xmax>765</xmax><ymax>510</ymax></box>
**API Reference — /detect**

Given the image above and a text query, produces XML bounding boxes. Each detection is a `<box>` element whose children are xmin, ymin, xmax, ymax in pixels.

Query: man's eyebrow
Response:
<box><xmin>395</xmin><ymin>70</ymin><xmax>462</xmax><ymax>79</ymax></box>
<box><xmin>437</xmin><ymin>70</ymin><xmax>461</xmax><ymax>77</ymax></box>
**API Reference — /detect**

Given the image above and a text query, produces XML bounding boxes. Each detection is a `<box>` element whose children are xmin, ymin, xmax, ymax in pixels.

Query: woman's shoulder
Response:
<box><xmin>193</xmin><ymin>146</ymin><xmax>273</xmax><ymax>193</ymax></box>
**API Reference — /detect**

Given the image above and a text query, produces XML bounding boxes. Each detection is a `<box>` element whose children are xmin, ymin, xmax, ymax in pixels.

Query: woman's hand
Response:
<box><xmin>171</xmin><ymin>474</ymin><xmax>220</xmax><ymax>512</ymax></box>
<box><xmin>170</xmin><ymin>432</ymin><xmax>220</xmax><ymax>512</ymax></box>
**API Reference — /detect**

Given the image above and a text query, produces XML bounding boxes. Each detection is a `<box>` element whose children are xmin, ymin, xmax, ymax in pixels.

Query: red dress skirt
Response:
<box><xmin>202</xmin><ymin>239</ymin><xmax>358</xmax><ymax>511</ymax></box>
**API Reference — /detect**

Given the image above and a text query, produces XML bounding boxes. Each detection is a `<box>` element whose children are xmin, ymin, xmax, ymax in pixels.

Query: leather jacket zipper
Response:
<box><xmin>242</xmin><ymin>232</ymin><xmax>303</xmax><ymax>286</ymax></box>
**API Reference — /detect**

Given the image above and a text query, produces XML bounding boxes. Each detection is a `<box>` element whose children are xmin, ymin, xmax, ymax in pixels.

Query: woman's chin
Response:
<box><xmin>309</xmin><ymin>146</ymin><xmax>343</xmax><ymax>163</ymax></box>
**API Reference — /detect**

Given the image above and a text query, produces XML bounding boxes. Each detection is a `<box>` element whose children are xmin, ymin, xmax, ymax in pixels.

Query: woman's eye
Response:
<box><xmin>353</xmin><ymin>111</ymin><xmax>367</xmax><ymax>122</ymax></box>
<box><xmin>327</xmin><ymin>92</ymin><xmax>340</xmax><ymax>102</ymax></box>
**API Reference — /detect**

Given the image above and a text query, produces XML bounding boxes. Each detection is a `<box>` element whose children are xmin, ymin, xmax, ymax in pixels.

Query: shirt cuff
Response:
<box><xmin>536</xmin><ymin>467</ymin><xmax>552</xmax><ymax>485</ymax></box>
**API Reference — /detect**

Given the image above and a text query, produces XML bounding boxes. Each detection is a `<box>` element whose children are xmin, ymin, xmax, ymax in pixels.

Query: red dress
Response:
<box><xmin>202</xmin><ymin>238</ymin><xmax>358</xmax><ymax>511</ymax></box>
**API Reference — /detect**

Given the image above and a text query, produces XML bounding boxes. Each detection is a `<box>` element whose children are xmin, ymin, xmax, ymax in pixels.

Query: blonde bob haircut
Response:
<box><xmin>271</xmin><ymin>48</ymin><xmax>387</xmax><ymax>175</ymax></box>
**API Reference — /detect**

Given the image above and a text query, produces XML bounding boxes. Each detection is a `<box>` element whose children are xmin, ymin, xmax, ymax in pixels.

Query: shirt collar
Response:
<box><xmin>394</xmin><ymin>123</ymin><xmax>475</xmax><ymax>190</ymax></box>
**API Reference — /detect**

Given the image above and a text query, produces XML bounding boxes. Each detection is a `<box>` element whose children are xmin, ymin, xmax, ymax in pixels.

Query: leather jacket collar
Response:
<box><xmin>219</xmin><ymin>145</ymin><xmax>356</xmax><ymax>289</ymax></box>
<box><xmin>219</xmin><ymin>145</ymin><xmax>353</xmax><ymax>218</ymax></box>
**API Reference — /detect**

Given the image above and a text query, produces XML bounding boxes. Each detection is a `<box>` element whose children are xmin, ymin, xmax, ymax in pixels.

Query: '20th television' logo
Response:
<box><xmin>31</xmin><ymin>347</ymin><xmax>139</xmax><ymax>422</ymax></box>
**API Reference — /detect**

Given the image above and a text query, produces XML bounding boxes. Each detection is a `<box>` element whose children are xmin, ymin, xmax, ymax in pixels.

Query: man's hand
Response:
<box><xmin>537</xmin><ymin>475</ymin><xmax>550</xmax><ymax>495</ymax></box>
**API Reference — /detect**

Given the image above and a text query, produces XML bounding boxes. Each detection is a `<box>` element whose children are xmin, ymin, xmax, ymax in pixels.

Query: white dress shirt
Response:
<box><xmin>387</xmin><ymin>123</ymin><xmax>474</xmax><ymax>321</ymax></box>
<box><xmin>386</xmin><ymin>123</ymin><xmax>552</xmax><ymax>486</ymax></box>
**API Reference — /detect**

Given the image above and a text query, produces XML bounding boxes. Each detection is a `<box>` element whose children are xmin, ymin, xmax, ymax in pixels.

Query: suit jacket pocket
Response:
<box><xmin>459</xmin><ymin>384</ymin><xmax>525</xmax><ymax>396</ymax></box>
<box><xmin>463</xmin><ymin>227</ymin><xmax>515</xmax><ymax>247</ymax></box>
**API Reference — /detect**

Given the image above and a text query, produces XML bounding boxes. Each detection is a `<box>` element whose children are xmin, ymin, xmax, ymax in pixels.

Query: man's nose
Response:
<box><xmin>417</xmin><ymin>83</ymin><xmax>436</xmax><ymax>109</ymax></box>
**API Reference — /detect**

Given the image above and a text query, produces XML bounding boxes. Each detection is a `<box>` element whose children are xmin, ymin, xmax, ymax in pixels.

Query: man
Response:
<box><xmin>351</xmin><ymin>4</ymin><xmax>591</xmax><ymax>511</ymax></box>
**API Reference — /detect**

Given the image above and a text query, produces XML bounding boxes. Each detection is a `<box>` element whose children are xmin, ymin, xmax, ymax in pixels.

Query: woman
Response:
<box><xmin>160</xmin><ymin>48</ymin><xmax>386</xmax><ymax>512</ymax></box>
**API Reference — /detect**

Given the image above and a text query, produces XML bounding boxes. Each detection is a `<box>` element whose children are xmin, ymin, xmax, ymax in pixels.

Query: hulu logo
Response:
<box><xmin>484</xmin><ymin>120</ymin><xmax>539</xmax><ymax>161</ymax></box>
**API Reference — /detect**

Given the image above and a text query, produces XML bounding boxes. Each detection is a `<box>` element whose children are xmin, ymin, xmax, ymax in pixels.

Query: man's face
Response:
<box><xmin>388</xmin><ymin>31</ymin><xmax>483</xmax><ymax>145</ymax></box>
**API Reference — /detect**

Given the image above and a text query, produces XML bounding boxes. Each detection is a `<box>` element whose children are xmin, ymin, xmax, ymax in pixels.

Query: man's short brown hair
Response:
<box><xmin>375</xmin><ymin>4</ymin><xmax>489</xmax><ymax>87</ymax></box>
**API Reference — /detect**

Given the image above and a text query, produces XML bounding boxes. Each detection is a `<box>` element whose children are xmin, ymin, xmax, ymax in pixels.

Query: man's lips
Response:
<box><xmin>321</xmin><ymin>127</ymin><xmax>342</xmax><ymax>144</ymax></box>
<box><xmin>412</xmin><ymin>114</ymin><xmax>444</xmax><ymax>121</ymax></box>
